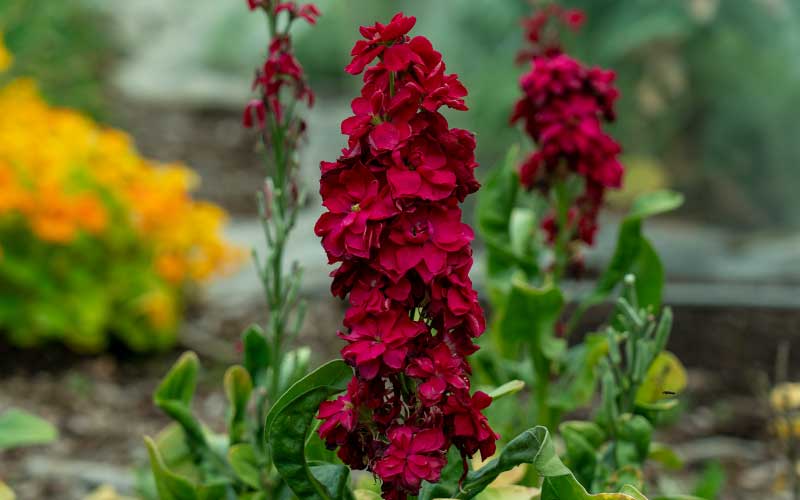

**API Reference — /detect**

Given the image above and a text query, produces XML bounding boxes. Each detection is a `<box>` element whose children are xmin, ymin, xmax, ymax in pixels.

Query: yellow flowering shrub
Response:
<box><xmin>0</xmin><ymin>39</ymin><xmax>242</xmax><ymax>351</ymax></box>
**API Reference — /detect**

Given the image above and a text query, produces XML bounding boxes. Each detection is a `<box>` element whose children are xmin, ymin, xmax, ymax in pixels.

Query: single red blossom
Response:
<box><xmin>373</xmin><ymin>426</ymin><xmax>447</xmax><ymax>492</ymax></box>
<box><xmin>444</xmin><ymin>390</ymin><xmax>499</xmax><ymax>460</ymax></box>
<box><xmin>242</xmin><ymin>99</ymin><xmax>267</xmax><ymax>129</ymax></box>
<box><xmin>563</xmin><ymin>9</ymin><xmax>586</xmax><ymax>30</ymax></box>
<box><xmin>406</xmin><ymin>342</ymin><xmax>468</xmax><ymax>405</ymax></box>
<box><xmin>346</xmin><ymin>13</ymin><xmax>419</xmax><ymax>75</ymax></box>
<box><xmin>317</xmin><ymin>378</ymin><xmax>359</xmax><ymax>446</ymax></box>
<box><xmin>379</xmin><ymin>204</ymin><xmax>473</xmax><ymax>281</ymax></box>
<box><xmin>340</xmin><ymin>310</ymin><xmax>426</xmax><ymax>379</ymax></box>
<box><xmin>315</xmin><ymin>165</ymin><xmax>398</xmax><ymax>261</ymax></box>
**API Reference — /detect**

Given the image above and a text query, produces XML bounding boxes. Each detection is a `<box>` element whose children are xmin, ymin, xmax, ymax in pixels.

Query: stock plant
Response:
<box><xmin>0</xmin><ymin>36</ymin><xmax>240</xmax><ymax>352</ymax></box>
<box><xmin>143</xmin><ymin>1</ymin><xmax>322</xmax><ymax>498</ymax></box>
<box><xmin>143</xmin><ymin>6</ymin><xmax>699</xmax><ymax>500</ymax></box>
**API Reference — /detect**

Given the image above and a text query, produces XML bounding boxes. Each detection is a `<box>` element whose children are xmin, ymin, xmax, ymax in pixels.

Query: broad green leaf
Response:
<box><xmin>0</xmin><ymin>409</ymin><xmax>57</xmax><ymax>450</ymax></box>
<box><xmin>228</xmin><ymin>443</ymin><xmax>261</xmax><ymax>489</ymax></box>
<box><xmin>224</xmin><ymin>365</ymin><xmax>252</xmax><ymax>445</ymax></box>
<box><xmin>559</xmin><ymin>420</ymin><xmax>606</xmax><ymax>486</ymax></box>
<box><xmin>582</xmin><ymin>191</ymin><xmax>683</xmax><ymax>310</ymax></box>
<box><xmin>265</xmin><ymin>359</ymin><xmax>352</xmax><ymax>435</ymax></box>
<box><xmin>618</xmin><ymin>485</ymin><xmax>648</xmax><ymax>500</ymax></box>
<box><xmin>629</xmin><ymin>238</ymin><xmax>664</xmax><ymax>309</ymax></box>
<box><xmin>496</xmin><ymin>277</ymin><xmax>565</xmax><ymax>359</ymax></box>
<box><xmin>635</xmin><ymin>352</ymin><xmax>687</xmax><ymax>406</ymax></box>
<box><xmin>309</xmin><ymin>464</ymin><xmax>355</xmax><ymax>500</ymax></box>
<box><xmin>488</xmin><ymin>380</ymin><xmax>525</xmax><ymax>400</ymax></box>
<box><xmin>457</xmin><ymin>427</ymin><xmax>570</xmax><ymax>499</ymax></box>
<box><xmin>455</xmin><ymin>426</ymin><xmax>644</xmax><ymax>500</ymax></box>
<box><xmin>144</xmin><ymin>436</ymin><xmax>198</xmax><ymax>500</ymax></box>
<box><xmin>242</xmin><ymin>324</ymin><xmax>270</xmax><ymax>386</ymax></box>
<box><xmin>267</xmin><ymin>360</ymin><xmax>352</xmax><ymax>500</ymax></box>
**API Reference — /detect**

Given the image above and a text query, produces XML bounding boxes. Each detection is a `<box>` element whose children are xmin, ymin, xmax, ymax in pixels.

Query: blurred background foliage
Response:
<box><xmin>2</xmin><ymin>0</ymin><xmax>800</xmax><ymax>230</ymax></box>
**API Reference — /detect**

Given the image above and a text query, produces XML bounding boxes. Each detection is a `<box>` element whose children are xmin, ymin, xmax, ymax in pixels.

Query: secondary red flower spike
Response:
<box><xmin>512</xmin><ymin>6</ymin><xmax>622</xmax><ymax>246</ymax></box>
<box><xmin>315</xmin><ymin>13</ymin><xmax>497</xmax><ymax>499</ymax></box>
<box><xmin>243</xmin><ymin>1</ymin><xmax>316</xmax><ymax>131</ymax></box>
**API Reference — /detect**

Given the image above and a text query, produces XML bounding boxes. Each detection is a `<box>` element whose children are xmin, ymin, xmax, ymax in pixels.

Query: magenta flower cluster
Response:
<box><xmin>242</xmin><ymin>1</ymin><xmax>319</xmax><ymax>130</ymax></box>
<box><xmin>511</xmin><ymin>7</ymin><xmax>623</xmax><ymax>245</ymax></box>
<box><xmin>314</xmin><ymin>13</ymin><xmax>498</xmax><ymax>500</ymax></box>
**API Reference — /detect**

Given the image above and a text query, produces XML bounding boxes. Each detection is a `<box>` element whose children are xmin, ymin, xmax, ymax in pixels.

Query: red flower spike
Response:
<box><xmin>513</xmin><ymin>6</ymin><xmax>623</xmax><ymax>246</ymax></box>
<box><xmin>315</xmin><ymin>13</ymin><xmax>496</xmax><ymax>500</ymax></box>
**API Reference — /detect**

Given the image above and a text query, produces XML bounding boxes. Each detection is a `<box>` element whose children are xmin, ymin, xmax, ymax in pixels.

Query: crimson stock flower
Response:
<box><xmin>512</xmin><ymin>6</ymin><xmax>623</xmax><ymax>246</ymax></box>
<box><xmin>243</xmin><ymin>2</ymin><xmax>316</xmax><ymax>130</ymax></box>
<box><xmin>315</xmin><ymin>13</ymin><xmax>497</xmax><ymax>499</ymax></box>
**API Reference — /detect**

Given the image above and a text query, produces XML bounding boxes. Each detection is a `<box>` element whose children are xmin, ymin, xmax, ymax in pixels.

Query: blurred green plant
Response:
<box><xmin>0</xmin><ymin>0</ymin><xmax>118</xmax><ymax>118</ymax></box>
<box><xmin>562</xmin><ymin>0</ymin><xmax>800</xmax><ymax>227</ymax></box>
<box><xmin>0</xmin><ymin>64</ymin><xmax>241</xmax><ymax>352</ymax></box>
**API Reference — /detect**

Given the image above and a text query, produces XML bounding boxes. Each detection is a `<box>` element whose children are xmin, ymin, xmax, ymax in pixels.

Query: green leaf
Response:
<box><xmin>265</xmin><ymin>359</ymin><xmax>352</xmax><ymax>435</ymax></box>
<box><xmin>648</xmin><ymin>442</ymin><xmax>684</xmax><ymax>470</ymax></box>
<box><xmin>0</xmin><ymin>409</ymin><xmax>58</xmax><ymax>450</ymax></box>
<box><xmin>583</xmin><ymin>191</ymin><xmax>683</xmax><ymax>309</ymax></box>
<box><xmin>629</xmin><ymin>238</ymin><xmax>664</xmax><ymax>309</ymax></box>
<box><xmin>549</xmin><ymin>334</ymin><xmax>609</xmax><ymax>414</ymax></box>
<box><xmin>690</xmin><ymin>460</ymin><xmax>725</xmax><ymax>500</ymax></box>
<box><xmin>618</xmin><ymin>485</ymin><xmax>648</xmax><ymax>500</ymax></box>
<box><xmin>242</xmin><ymin>324</ymin><xmax>270</xmax><ymax>386</ymax></box>
<box><xmin>455</xmin><ymin>427</ymin><xmax>645</xmax><ymax>500</ymax></box>
<box><xmin>635</xmin><ymin>352</ymin><xmax>687</xmax><ymax>406</ymax></box>
<box><xmin>496</xmin><ymin>277</ymin><xmax>565</xmax><ymax>359</ymax></box>
<box><xmin>153</xmin><ymin>352</ymin><xmax>207</xmax><ymax>450</ymax></box>
<box><xmin>477</xmin><ymin>146</ymin><xmax>521</xmax><ymax>248</ymax></box>
<box><xmin>227</xmin><ymin>443</ymin><xmax>261</xmax><ymax>489</ymax></box>
<box><xmin>155</xmin><ymin>352</ymin><xmax>199</xmax><ymax>406</ymax></box>
<box><xmin>617</xmin><ymin>415</ymin><xmax>653</xmax><ymax>464</ymax></box>
<box><xmin>144</xmin><ymin>436</ymin><xmax>198</xmax><ymax>500</ymax></box>
<box><xmin>224</xmin><ymin>365</ymin><xmax>253</xmax><ymax>445</ymax></box>
<box><xmin>309</xmin><ymin>463</ymin><xmax>355</xmax><ymax>500</ymax></box>
<box><xmin>267</xmin><ymin>360</ymin><xmax>352</xmax><ymax>500</ymax></box>
<box><xmin>477</xmin><ymin>145</ymin><xmax>539</xmax><ymax>291</ymax></box>
<box><xmin>488</xmin><ymin>380</ymin><xmax>526</xmax><ymax>401</ymax></box>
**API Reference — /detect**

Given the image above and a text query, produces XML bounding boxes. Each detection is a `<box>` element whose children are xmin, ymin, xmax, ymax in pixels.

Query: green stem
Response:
<box><xmin>551</xmin><ymin>181</ymin><xmax>572</xmax><ymax>282</ymax></box>
<box><xmin>529</xmin><ymin>343</ymin><xmax>555</xmax><ymax>431</ymax></box>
